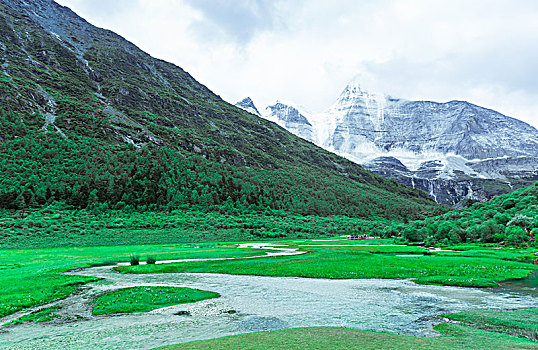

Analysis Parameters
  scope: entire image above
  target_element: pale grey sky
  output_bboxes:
[56,0,538,128]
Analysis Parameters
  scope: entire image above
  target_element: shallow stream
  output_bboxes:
[1,266,536,350]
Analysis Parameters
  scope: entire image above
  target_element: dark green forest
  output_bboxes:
[0,127,441,219]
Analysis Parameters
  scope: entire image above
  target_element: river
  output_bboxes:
[1,263,536,350]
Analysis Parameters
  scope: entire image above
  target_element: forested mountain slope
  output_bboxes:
[0,0,438,219]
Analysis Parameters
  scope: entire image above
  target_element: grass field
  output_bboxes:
[443,308,538,340]
[92,286,219,315]
[156,324,538,350]
[2,241,535,320]
[1,238,536,349]
[120,245,538,288]
[0,243,265,318]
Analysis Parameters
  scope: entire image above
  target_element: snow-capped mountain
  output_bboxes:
[236,80,538,205]
[235,97,261,116]
[236,99,315,142]
[263,101,315,141]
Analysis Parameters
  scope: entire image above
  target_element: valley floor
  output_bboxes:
[119,240,538,288]
[0,237,538,349]
[0,238,536,349]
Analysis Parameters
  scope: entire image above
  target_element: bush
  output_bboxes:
[507,214,533,230]
[130,255,140,266]
[401,226,425,242]
[501,198,517,210]
[424,236,435,247]
[146,256,156,264]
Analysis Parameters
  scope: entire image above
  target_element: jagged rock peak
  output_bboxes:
[263,101,314,141]
[235,97,261,116]
[335,77,388,103]
[341,78,375,95]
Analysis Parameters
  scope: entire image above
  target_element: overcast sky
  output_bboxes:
[55,0,538,128]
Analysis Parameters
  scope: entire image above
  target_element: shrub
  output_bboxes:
[146,256,157,264]
[401,226,425,242]
[130,256,140,266]
[505,226,528,246]
[501,198,517,210]
[507,214,533,229]
[424,236,435,246]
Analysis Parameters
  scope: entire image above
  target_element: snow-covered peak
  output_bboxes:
[262,100,315,141]
[331,78,388,111]
[271,99,312,114]
[245,75,538,205]
[235,97,261,116]
[340,78,369,95]
[264,101,311,124]
[340,75,388,97]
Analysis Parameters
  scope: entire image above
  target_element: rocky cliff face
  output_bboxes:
[362,156,536,205]
[244,80,538,205]
[235,99,315,141]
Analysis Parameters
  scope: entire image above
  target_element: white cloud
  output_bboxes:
[56,0,538,128]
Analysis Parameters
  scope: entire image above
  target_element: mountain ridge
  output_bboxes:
[237,82,538,205]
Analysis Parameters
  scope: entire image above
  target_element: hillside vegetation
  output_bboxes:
[0,0,437,221]
[385,182,538,246]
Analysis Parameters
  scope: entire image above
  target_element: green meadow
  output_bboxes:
[443,308,538,340]
[92,286,219,315]
[0,243,264,318]
[157,324,538,350]
[120,243,538,288]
